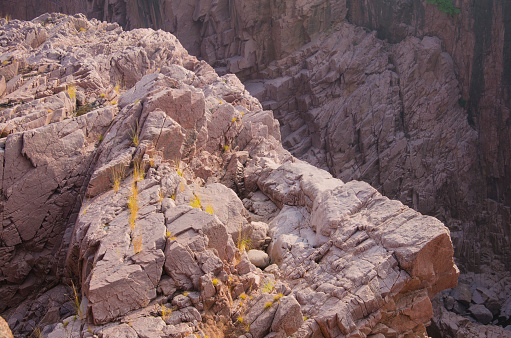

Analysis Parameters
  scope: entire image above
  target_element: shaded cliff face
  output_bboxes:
[346,0,511,272]
[83,0,347,78]
[0,0,85,21]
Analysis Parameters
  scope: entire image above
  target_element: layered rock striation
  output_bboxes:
[38,0,508,280]
[0,14,459,337]
[5,0,509,284]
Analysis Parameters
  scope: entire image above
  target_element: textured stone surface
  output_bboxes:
[0,316,13,338]
[0,14,458,338]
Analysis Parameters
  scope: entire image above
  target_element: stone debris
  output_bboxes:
[0,14,458,338]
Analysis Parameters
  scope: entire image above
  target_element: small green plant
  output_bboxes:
[223,144,230,152]
[183,291,189,297]
[79,27,87,32]
[212,278,219,286]
[303,315,309,321]
[261,280,275,294]
[240,293,247,300]
[62,321,69,328]
[264,301,273,310]
[426,0,460,16]
[237,316,244,323]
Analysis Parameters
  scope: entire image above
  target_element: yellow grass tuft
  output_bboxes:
[205,204,214,214]
[128,182,138,230]
[130,121,140,147]
[111,165,126,193]
[70,281,84,320]
[133,234,142,254]
[67,85,76,100]
[190,193,202,209]
[133,159,145,182]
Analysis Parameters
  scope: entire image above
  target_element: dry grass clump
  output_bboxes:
[128,182,138,230]
[111,164,126,193]
[67,85,76,100]
[133,233,142,254]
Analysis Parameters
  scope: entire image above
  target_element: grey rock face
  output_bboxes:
[469,304,493,325]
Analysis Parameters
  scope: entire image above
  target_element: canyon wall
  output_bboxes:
[0,0,85,21]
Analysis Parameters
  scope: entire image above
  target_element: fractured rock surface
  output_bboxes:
[0,14,458,337]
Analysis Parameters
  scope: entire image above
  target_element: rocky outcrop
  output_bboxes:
[0,14,458,337]
[36,0,507,280]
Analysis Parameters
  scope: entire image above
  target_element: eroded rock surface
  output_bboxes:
[0,14,458,337]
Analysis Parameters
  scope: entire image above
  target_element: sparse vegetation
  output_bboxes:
[161,305,171,321]
[204,204,214,214]
[261,280,275,294]
[133,234,142,253]
[128,182,138,230]
[165,231,177,240]
[130,121,140,147]
[426,0,460,16]
[133,159,145,182]
[111,164,126,193]
[240,293,247,300]
[67,85,76,100]
[212,278,219,286]
[190,193,202,209]
[237,224,251,253]
[70,281,84,320]
[31,327,42,338]
[273,293,283,302]
[264,301,272,309]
